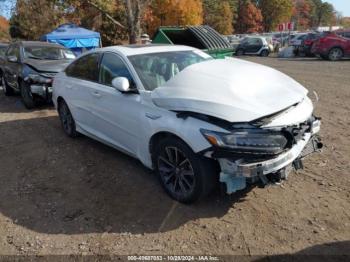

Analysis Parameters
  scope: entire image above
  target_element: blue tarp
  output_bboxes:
[40,24,101,55]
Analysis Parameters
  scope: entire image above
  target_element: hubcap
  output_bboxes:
[158,146,195,197]
[330,49,342,60]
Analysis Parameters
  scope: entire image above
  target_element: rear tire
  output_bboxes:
[20,80,35,109]
[154,136,217,203]
[260,49,269,57]
[1,75,14,96]
[328,47,343,61]
[58,100,78,138]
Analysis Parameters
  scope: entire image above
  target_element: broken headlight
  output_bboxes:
[200,129,288,155]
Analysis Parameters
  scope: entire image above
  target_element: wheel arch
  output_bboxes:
[149,131,189,157]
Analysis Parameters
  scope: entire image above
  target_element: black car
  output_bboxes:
[0,41,75,108]
[235,36,270,57]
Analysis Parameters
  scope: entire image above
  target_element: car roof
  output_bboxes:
[13,41,66,48]
[98,44,197,56]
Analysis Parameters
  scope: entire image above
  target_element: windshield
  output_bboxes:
[128,50,212,91]
[24,46,76,60]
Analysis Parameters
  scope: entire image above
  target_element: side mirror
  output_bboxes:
[111,77,130,92]
[8,56,18,63]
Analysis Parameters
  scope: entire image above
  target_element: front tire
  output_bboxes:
[154,137,217,203]
[1,75,14,96]
[328,47,343,61]
[20,80,35,109]
[58,100,78,137]
[260,49,269,57]
[236,49,244,56]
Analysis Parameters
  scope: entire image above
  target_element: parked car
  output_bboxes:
[302,32,321,56]
[311,30,350,61]
[289,33,307,47]
[53,45,322,203]
[235,36,270,56]
[0,41,75,108]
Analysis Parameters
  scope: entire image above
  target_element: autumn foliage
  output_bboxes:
[0,15,10,41]
[291,0,312,30]
[4,0,341,43]
[235,0,263,34]
[143,0,203,36]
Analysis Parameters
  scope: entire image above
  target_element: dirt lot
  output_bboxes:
[0,57,349,258]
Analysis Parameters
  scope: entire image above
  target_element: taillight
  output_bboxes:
[305,40,312,45]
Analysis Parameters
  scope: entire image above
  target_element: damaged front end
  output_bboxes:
[24,72,56,101]
[201,116,322,194]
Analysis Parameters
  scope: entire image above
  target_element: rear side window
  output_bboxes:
[343,32,350,39]
[65,53,100,82]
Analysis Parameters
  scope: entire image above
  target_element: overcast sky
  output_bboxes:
[1,0,350,19]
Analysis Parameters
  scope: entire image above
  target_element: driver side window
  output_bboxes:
[99,53,135,88]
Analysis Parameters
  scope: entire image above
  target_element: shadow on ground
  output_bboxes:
[0,115,248,235]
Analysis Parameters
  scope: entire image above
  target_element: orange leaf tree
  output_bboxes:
[235,0,263,33]
[143,0,203,36]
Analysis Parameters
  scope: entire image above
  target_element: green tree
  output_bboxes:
[258,0,293,32]
[203,0,234,34]
[309,0,335,27]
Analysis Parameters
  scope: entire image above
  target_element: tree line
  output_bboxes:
[3,0,348,45]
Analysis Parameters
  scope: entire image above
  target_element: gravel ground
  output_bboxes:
[0,57,349,259]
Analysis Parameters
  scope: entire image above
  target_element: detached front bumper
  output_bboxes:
[219,120,322,193]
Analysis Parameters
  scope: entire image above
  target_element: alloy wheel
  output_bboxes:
[59,103,73,134]
[158,146,195,198]
[329,48,343,61]
[1,77,7,93]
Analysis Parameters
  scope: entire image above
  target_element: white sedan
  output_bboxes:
[53,45,322,203]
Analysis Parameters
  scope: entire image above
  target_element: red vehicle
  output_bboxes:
[311,30,350,61]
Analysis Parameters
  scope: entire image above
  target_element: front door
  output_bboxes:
[89,52,142,156]
[64,53,101,132]
[4,44,21,89]
[246,38,263,53]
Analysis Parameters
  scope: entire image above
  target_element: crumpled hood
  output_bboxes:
[24,58,71,73]
[151,58,308,123]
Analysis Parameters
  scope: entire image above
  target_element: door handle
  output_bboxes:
[91,91,101,98]
[66,85,73,89]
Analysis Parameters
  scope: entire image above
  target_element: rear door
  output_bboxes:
[343,32,350,55]
[64,53,101,132]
